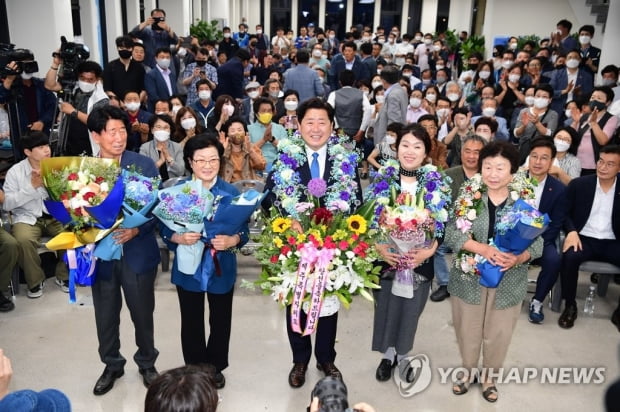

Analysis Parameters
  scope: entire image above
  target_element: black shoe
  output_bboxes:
[612,308,620,333]
[430,285,450,302]
[93,367,124,395]
[139,367,159,388]
[0,292,14,312]
[214,371,225,389]
[288,363,308,388]
[317,362,342,380]
[614,274,620,285]
[591,273,599,284]
[558,303,578,329]
[375,357,396,382]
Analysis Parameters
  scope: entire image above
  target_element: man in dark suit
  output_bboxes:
[144,47,177,113]
[328,41,370,91]
[577,25,601,78]
[262,98,362,388]
[548,49,593,115]
[558,145,620,329]
[213,48,250,101]
[525,138,567,324]
[86,106,161,395]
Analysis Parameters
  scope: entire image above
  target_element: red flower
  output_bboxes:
[287,236,296,245]
[74,207,83,216]
[310,207,333,225]
[82,192,96,203]
[323,236,336,249]
[338,240,349,250]
[60,193,68,201]
[280,245,291,255]
[351,233,359,241]
[270,255,279,264]
[68,173,78,181]
[95,176,105,184]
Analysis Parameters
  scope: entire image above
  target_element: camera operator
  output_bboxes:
[0,61,57,159]
[44,54,108,156]
[129,8,178,69]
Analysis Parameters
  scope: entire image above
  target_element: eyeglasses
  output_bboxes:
[597,159,618,169]
[192,158,220,167]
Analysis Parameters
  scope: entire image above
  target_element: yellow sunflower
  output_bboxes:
[346,215,367,235]
[272,217,292,233]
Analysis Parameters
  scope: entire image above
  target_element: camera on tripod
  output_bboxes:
[52,36,90,83]
[0,43,39,76]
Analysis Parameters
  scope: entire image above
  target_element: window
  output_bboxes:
[325,0,348,39]
[379,0,403,33]
[435,0,450,33]
[406,0,422,34]
[353,0,375,30]
[272,0,292,32]
[298,0,319,30]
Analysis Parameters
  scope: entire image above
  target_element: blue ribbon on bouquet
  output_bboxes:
[64,245,97,303]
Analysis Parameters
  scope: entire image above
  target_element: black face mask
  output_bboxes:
[250,42,257,47]
[589,100,606,111]
[118,49,132,59]
[196,60,207,67]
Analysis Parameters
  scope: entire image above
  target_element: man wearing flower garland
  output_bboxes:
[262,98,363,388]
[86,105,161,395]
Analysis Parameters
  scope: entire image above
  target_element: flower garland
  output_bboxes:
[364,158,452,236]
[270,129,360,220]
[452,170,537,277]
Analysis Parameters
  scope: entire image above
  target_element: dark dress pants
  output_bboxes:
[176,286,234,372]
[92,259,158,371]
[286,306,338,365]
[532,241,562,302]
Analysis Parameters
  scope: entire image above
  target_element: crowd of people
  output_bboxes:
[0,8,620,411]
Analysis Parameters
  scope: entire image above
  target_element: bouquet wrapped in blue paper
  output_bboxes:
[153,179,215,275]
[478,198,550,288]
[94,169,161,261]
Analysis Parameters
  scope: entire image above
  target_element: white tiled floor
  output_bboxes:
[1,255,618,412]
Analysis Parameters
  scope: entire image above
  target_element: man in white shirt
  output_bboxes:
[558,145,620,329]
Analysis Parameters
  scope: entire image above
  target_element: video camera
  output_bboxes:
[0,43,39,76]
[52,36,90,83]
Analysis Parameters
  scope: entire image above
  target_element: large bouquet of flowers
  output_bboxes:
[94,168,161,261]
[453,171,546,287]
[367,159,452,298]
[255,131,381,336]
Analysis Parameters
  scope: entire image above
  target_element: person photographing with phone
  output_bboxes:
[130,8,178,69]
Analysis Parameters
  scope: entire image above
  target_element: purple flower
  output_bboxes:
[340,191,350,201]
[308,178,327,197]
[424,193,433,202]
[281,154,298,169]
[426,180,437,192]
[341,162,354,175]
[373,180,389,194]
[285,186,295,195]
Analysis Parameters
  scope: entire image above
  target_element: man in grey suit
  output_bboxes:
[283,49,324,103]
[372,65,408,146]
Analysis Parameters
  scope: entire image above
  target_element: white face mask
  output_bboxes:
[564,109,573,119]
[447,93,460,102]
[375,95,385,104]
[157,58,171,69]
[78,80,96,93]
[21,73,34,80]
[566,58,580,69]
[177,47,187,57]
[223,32,231,38]
[181,117,196,130]
[172,105,183,114]
[478,70,491,80]
[436,108,450,118]
[435,65,444,71]
[402,72,412,78]
[256,29,263,34]
[502,60,514,70]
[414,36,422,42]
[579,35,591,45]
[601,78,617,87]
[433,45,441,52]
[425,93,437,103]
[554,138,570,153]
[409,97,422,108]
[248,90,259,99]
[424,38,432,45]
[153,130,170,142]
[525,96,535,106]
[371,81,382,90]
[284,100,298,111]
[384,135,396,145]
[312,49,322,58]
[482,107,496,117]
[508,74,520,83]
[533,97,549,109]
[223,104,235,116]
[269,91,279,99]
[124,102,140,112]
[198,90,211,101]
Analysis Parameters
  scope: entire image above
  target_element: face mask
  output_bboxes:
[362,37,371,42]
[478,70,491,80]
[566,59,580,69]
[601,78,617,87]
[508,74,520,83]
[425,93,437,103]
[153,130,170,142]
[155,111,167,115]
[181,117,196,130]
[554,138,570,153]
[21,73,34,80]
[125,102,140,112]
[468,64,478,71]
[198,90,211,100]
[375,95,385,104]
[433,45,441,52]
[524,96,535,106]
[436,108,450,118]
[533,97,549,109]
[579,35,591,45]
[177,47,187,57]
[409,97,422,108]
[329,34,335,40]
[157,58,171,69]
[385,135,396,145]
[435,65,444,71]
[509,43,518,50]
[422,79,431,85]
[312,49,322,58]
[435,76,446,85]
[223,32,231,38]
[502,60,513,69]
[248,90,259,99]
[118,49,132,59]
[447,93,460,102]
[589,100,606,111]
[250,42,257,47]
[196,60,207,67]
[493,60,503,71]
[564,109,573,119]
[372,81,382,90]
[256,29,263,35]
[257,112,273,124]
[172,105,183,114]
[402,72,412,78]
[78,80,96,93]
[269,91,279,99]
[284,100,298,111]
[482,107,496,117]
[378,39,385,45]
[230,133,244,145]
[223,104,235,116]
[414,36,422,42]
[424,38,432,45]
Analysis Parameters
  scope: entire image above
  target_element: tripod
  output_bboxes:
[51,84,76,157]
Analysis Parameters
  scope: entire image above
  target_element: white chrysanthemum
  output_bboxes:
[466,209,477,220]
[281,197,296,212]
[280,168,294,181]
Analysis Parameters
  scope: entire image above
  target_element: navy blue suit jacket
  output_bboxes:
[537,175,567,245]
[328,54,370,91]
[144,68,177,112]
[549,68,593,115]
[214,57,245,100]
[564,174,620,239]
[98,151,160,275]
